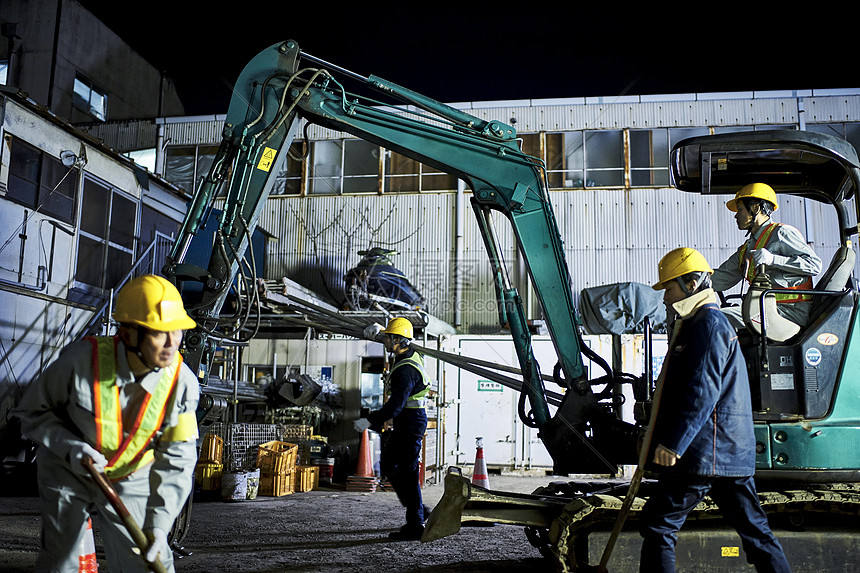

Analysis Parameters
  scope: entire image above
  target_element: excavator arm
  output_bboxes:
[164,40,639,474]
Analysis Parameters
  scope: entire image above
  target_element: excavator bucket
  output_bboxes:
[422,467,567,543]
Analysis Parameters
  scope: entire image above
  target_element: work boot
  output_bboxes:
[388,523,424,541]
[422,505,432,523]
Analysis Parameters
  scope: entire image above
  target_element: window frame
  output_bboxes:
[72,75,107,121]
[4,135,78,224]
[72,174,139,296]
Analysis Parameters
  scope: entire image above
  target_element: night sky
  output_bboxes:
[77,2,851,117]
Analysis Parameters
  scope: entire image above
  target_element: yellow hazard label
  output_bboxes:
[256,147,277,172]
[721,546,740,557]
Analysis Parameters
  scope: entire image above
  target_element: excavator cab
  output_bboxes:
[671,129,860,480]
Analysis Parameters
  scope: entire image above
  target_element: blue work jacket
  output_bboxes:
[367,348,428,437]
[652,293,756,477]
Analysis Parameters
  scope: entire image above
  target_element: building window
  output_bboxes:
[74,177,137,294]
[309,139,380,194]
[384,150,457,193]
[545,132,584,188]
[72,76,107,121]
[5,136,77,224]
[584,130,624,187]
[164,145,219,193]
[272,142,305,195]
[309,140,344,194]
[630,129,669,186]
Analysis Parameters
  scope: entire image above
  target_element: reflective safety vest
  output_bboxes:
[87,336,181,480]
[738,222,813,304]
[387,352,430,409]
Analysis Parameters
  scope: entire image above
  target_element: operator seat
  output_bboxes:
[811,244,856,306]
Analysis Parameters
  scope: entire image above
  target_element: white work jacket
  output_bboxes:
[14,337,200,533]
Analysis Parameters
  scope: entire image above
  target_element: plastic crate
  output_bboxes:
[259,470,295,497]
[296,466,319,492]
[282,424,313,442]
[195,461,223,491]
[199,434,223,463]
[256,441,298,474]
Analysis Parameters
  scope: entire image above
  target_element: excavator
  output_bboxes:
[162,40,860,571]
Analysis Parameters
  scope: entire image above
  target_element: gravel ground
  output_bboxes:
[2,471,854,573]
[0,471,557,573]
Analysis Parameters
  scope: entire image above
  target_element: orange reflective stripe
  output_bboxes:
[89,336,182,481]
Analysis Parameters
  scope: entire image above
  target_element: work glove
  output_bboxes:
[353,418,371,433]
[652,444,681,467]
[363,323,384,341]
[144,527,169,564]
[750,248,775,267]
[69,442,108,476]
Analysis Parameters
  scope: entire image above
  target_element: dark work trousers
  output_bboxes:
[381,428,425,527]
[639,474,791,573]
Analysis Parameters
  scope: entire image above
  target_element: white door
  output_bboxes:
[455,338,519,466]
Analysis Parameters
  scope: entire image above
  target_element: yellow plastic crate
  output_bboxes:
[256,441,298,474]
[296,466,319,492]
[195,461,223,491]
[259,470,295,497]
[199,434,224,463]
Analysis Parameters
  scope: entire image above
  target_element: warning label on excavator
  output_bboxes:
[257,147,277,172]
[721,547,740,557]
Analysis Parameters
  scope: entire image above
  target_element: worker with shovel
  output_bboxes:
[14,275,200,572]
[639,248,791,572]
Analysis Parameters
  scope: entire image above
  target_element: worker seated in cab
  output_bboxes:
[711,183,821,340]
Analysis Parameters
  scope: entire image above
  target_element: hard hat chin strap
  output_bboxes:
[123,326,161,373]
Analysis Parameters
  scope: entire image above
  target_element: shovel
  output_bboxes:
[593,320,681,572]
[82,457,168,573]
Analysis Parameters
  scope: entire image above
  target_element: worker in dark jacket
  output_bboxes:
[355,317,430,540]
[640,247,791,573]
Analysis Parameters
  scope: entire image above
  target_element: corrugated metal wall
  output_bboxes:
[257,187,849,333]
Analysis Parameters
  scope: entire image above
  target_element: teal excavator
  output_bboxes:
[164,41,860,571]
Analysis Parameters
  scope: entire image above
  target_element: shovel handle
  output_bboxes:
[82,457,169,573]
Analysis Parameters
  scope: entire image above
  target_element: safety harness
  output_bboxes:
[388,352,430,409]
[87,336,181,480]
[738,222,813,303]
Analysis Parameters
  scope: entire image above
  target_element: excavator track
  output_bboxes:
[537,482,860,572]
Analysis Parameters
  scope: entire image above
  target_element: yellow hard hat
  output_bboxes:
[653,247,714,290]
[383,317,414,339]
[726,182,779,212]
[113,275,197,331]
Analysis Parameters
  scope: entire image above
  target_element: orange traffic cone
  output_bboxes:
[346,429,378,492]
[78,517,98,572]
[472,437,490,489]
[355,429,373,478]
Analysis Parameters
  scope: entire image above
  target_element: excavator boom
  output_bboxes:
[164,40,636,473]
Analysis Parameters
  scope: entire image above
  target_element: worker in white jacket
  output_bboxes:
[14,275,200,573]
